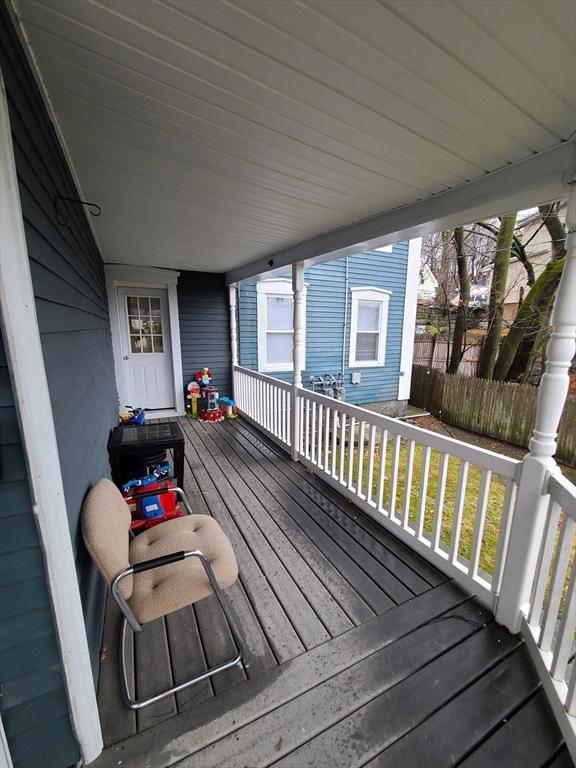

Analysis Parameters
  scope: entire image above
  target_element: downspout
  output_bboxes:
[342,256,349,377]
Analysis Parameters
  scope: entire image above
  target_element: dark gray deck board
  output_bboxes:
[186,417,353,638]
[134,617,177,732]
[229,419,439,596]
[234,419,446,587]
[95,581,472,768]
[205,416,376,625]
[459,689,565,768]
[94,417,570,768]
[97,598,136,747]
[176,418,333,650]
[165,605,214,710]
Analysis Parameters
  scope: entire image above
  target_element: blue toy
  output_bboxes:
[121,406,146,425]
[218,396,238,420]
[121,463,172,493]
[139,494,164,519]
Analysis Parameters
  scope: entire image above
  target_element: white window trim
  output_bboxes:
[256,278,307,373]
[349,287,391,368]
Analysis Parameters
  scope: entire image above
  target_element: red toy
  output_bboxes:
[200,386,224,422]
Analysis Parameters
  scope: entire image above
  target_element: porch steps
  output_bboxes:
[92,580,568,768]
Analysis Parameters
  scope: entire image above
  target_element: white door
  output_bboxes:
[118,287,175,410]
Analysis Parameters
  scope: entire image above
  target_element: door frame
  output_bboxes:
[105,265,185,415]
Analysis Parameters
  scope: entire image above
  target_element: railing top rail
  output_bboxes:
[547,471,576,519]
[233,365,292,390]
[298,386,520,479]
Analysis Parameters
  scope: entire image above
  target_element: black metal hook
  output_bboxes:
[54,195,102,228]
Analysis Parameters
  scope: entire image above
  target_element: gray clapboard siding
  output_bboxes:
[238,244,409,406]
[0,332,80,768]
[1,7,120,766]
[178,271,233,399]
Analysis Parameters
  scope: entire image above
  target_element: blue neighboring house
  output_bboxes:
[238,240,421,416]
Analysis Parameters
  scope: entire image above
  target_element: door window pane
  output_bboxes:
[126,295,163,355]
[138,297,150,315]
[266,333,292,364]
[356,332,379,361]
[357,301,380,331]
[267,296,293,331]
[127,296,139,315]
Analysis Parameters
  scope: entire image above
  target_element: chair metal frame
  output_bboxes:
[110,486,243,710]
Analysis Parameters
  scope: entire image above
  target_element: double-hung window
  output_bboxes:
[349,287,391,367]
[256,279,306,372]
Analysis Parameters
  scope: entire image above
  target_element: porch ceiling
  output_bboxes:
[12,0,576,277]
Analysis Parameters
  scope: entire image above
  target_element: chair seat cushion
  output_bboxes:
[128,515,238,624]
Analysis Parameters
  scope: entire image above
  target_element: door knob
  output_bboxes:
[123,355,129,360]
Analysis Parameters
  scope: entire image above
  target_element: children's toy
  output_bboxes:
[194,367,212,389]
[119,406,146,425]
[200,386,224,422]
[186,380,201,419]
[218,396,238,419]
[120,462,172,492]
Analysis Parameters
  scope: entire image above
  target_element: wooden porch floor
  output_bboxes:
[94,416,571,768]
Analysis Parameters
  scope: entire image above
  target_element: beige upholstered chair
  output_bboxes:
[82,478,242,710]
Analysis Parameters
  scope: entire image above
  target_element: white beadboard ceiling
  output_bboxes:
[12,0,576,277]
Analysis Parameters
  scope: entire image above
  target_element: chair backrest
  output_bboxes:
[82,478,133,599]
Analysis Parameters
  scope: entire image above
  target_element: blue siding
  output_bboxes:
[238,244,409,406]
[1,8,119,766]
[0,333,80,768]
[178,272,232,398]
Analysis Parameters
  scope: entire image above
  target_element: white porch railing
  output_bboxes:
[234,366,292,448]
[522,471,576,747]
[233,364,520,606]
[232,364,576,750]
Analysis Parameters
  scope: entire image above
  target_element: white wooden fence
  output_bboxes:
[233,363,576,748]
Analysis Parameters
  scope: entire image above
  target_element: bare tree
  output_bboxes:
[477,214,517,379]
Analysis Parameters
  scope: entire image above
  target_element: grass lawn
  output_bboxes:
[346,436,507,578]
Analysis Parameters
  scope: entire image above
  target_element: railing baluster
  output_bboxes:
[389,434,402,520]
[305,398,310,459]
[317,404,324,469]
[377,428,388,513]
[449,459,469,564]
[469,468,492,578]
[310,401,317,464]
[367,425,377,506]
[338,412,347,484]
[540,515,576,653]
[492,478,518,598]
[432,452,449,551]
[416,445,431,539]
[528,498,562,626]
[357,421,366,498]
[401,439,416,529]
[331,408,338,478]
[298,393,304,451]
[550,558,576,681]
[347,416,356,491]
[323,405,331,471]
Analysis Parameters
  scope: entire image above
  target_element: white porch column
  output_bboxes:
[229,284,238,397]
[496,186,576,632]
[291,262,305,460]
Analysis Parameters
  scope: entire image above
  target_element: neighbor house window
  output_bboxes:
[256,279,306,372]
[349,287,391,368]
